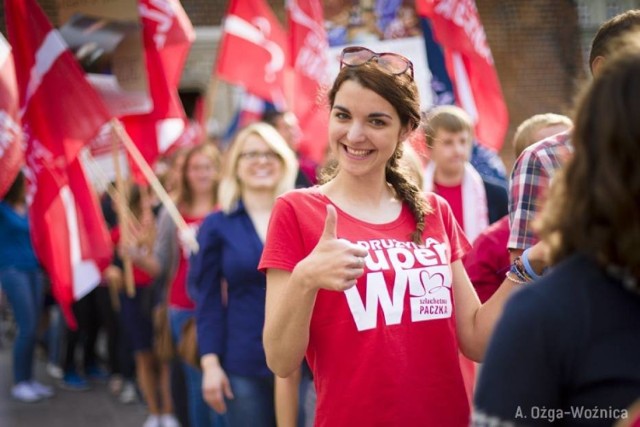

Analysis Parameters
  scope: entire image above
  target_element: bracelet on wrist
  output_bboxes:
[521,248,543,280]
[508,258,533,284]
[505,270,528,285]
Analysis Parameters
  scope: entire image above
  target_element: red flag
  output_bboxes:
[287,0,330,163]
[0,33,23,199]
[417,0,508,151]
[121,0,195,178]
[216,0,288,107]
[5,0,114,329]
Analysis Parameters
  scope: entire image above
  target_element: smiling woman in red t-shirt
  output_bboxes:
[259,46,548,427]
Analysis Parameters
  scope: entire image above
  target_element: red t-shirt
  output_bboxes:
[110,226,154,287]
[259,188,472,427]
[169,214,205,310]
[433,182,464,231]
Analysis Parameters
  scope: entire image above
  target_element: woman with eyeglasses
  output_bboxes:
[189,123,298,426]
[259,46,547,426]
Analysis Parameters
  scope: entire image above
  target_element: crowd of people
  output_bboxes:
[1,8,640,427]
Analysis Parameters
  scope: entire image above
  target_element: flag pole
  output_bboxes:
[111,128,136,298]
[111,119,199,254]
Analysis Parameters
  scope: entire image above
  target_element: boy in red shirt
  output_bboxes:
[422,106,507,243]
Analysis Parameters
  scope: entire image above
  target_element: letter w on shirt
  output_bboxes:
[344,270,408,331]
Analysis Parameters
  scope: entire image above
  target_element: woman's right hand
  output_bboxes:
[201,355,234,414]
[294,205,369,292]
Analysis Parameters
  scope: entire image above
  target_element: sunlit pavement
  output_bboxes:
[0,343,148,427]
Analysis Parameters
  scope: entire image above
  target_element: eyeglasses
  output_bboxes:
[238,151,281,162]
[340,46,414,79]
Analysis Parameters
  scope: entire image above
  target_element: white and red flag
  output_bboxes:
[5,0,114,328]
[121,0,195,180]
[216,0,288,108]
[0,33,23,199]
[417,0,508,151]
[286,0,330,163]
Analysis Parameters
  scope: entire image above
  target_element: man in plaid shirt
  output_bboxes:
[507,9,640,261]
[507,131,572,259]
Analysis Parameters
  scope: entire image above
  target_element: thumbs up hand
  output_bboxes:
[294,205,369,292]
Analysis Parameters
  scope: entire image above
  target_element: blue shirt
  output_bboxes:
[189,201,271,377]
[0,202,39,270]
[474,254,640,425]
[471,141,508,190]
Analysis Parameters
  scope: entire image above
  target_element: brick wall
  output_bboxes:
[179,0,287,26]
[477,0,584,168]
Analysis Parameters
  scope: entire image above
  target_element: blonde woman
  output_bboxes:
[189,123,297,426]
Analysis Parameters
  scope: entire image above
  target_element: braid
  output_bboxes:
[386,146,432,244]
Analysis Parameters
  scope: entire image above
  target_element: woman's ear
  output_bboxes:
[398,125,413,143]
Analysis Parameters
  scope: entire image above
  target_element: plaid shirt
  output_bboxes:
[508,131,573,250]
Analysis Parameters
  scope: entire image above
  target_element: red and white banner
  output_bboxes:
[216,0,288,108]
[286,0,330,163]
[5,0,114,328]
[417,0,508,151]
[0,34,23,199]
[121,0,195,180]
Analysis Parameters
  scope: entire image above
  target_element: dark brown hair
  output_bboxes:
[323,63,430,244]
[589,9,640,70]
[538,41,640,279]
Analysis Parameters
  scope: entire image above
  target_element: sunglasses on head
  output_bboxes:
[340,46,414,79]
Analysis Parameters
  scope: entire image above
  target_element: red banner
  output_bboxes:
[5,0,114,329]
[287,0,330,163]
[0,34,23,199]
[216,0,288,107]
[122,0,195,179]
[417,0,508,151]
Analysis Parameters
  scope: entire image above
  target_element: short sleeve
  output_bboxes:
[508,150,547,250]
[153,207,177,276]
[430,193,472,263]
[258,196,307,273]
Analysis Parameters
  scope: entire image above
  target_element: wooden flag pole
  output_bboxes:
[112,127,136,298]
[111,119,199,254]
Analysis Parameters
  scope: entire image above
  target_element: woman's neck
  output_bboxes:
[242,189,276,243]
[242,189,275,214]
[434,167,465,187]
[183,194,214,217]
[328,171,394,206]
[321,172,401,223]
